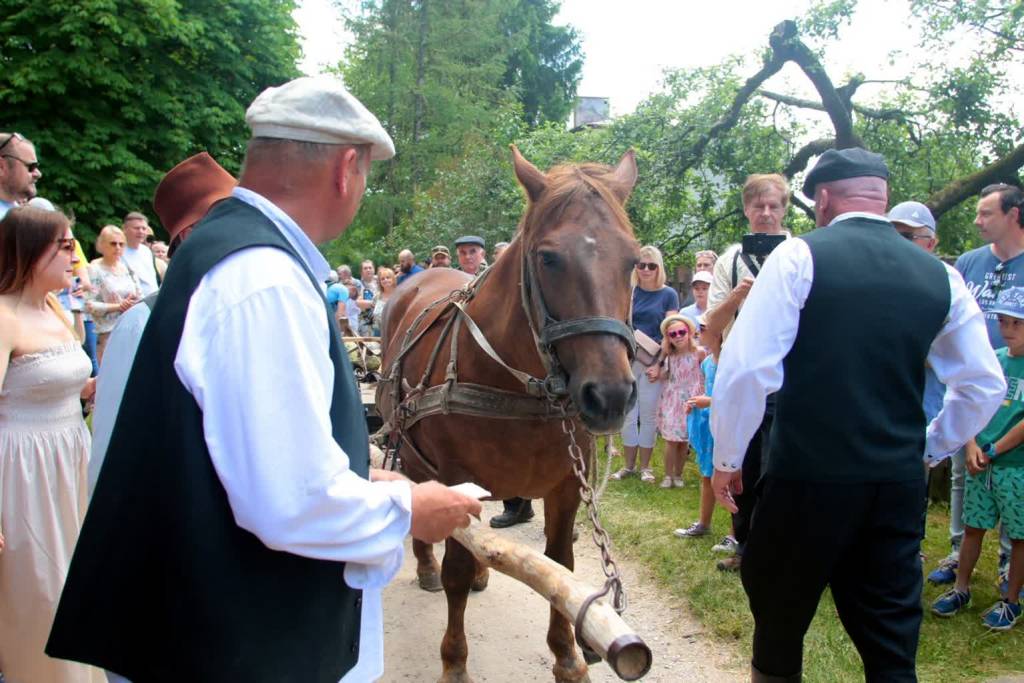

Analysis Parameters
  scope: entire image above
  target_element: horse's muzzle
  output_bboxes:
[576,378,637,433]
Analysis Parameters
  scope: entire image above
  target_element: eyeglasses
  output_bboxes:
[636,262,658,271]
[55,237,75,252]
[0,132,24,154]
[667,328,689,339]
[898,231,932,242]
[107,240,125,247]
[3,154,39,173]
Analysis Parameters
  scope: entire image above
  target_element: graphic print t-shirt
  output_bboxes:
[955,246,1024,348]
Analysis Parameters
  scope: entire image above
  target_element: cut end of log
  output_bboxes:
[607,634,652,681]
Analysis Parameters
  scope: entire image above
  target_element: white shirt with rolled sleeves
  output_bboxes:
[174,187,411,683]
[710,212,1006,474]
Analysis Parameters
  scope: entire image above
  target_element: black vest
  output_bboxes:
[48,198,370,682]
[767,216,949,483]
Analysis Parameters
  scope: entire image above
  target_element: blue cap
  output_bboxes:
[991,286,1024,320]
[888,201,936,232]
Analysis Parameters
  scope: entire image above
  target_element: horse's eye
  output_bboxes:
[539,251,561,269]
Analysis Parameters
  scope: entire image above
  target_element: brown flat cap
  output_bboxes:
[153,152,236,242]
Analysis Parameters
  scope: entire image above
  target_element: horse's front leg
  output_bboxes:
[438,536,477,683]
[544,474,590,683]
[413,538,443,592]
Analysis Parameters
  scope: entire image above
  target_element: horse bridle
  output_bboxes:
[519,241,637,400]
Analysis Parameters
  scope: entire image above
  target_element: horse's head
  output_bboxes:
[511,146,640,434]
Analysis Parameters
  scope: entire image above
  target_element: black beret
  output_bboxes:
[454,235,486,248]
[802,147,889,197]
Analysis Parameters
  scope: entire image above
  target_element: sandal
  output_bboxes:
[640,468,656,483]
[610,467,637,480]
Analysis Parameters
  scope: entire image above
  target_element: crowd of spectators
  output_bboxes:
[0,108,1022,683]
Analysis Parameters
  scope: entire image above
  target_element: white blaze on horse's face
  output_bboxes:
[512,146,641,432]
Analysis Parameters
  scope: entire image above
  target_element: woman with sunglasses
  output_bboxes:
[86,225,141,365]
[612,245,680,483]
[0,207,101,683]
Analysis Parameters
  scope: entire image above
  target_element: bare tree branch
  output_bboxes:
[790,193,816,222]
[767,20,862,148]
[927,142,1024,218]
[759,89,920,122]
[659,208,744,260]
[674,44,790,172]
[783,138,835,179]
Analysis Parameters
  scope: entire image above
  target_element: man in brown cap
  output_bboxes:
[430,244,452,268]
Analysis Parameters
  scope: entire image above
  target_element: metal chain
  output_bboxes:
[562,416,627,614]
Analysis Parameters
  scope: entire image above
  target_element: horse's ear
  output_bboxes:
[608,149,638,204]
[511,144,546,204]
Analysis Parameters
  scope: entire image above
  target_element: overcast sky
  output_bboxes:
[292,0,974,118]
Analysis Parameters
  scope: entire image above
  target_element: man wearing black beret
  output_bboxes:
[710,147,1006,681]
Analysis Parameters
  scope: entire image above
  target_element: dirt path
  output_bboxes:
[382,501,743,682]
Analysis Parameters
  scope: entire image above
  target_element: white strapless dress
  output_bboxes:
[0,342,102,683]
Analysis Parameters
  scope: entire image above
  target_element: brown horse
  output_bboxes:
[378,147,639,683]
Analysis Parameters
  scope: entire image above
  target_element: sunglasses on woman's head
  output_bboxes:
[636,262,658,271]
[667,328,689,339]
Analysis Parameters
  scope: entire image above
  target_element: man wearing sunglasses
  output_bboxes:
[0,132,42,218]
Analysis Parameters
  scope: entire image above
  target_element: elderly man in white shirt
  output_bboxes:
[709,148,1005,682]
[48,77,482,683]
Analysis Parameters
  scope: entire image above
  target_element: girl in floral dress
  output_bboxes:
[654,314,705,488]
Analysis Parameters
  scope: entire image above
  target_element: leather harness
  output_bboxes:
[377,243,636,479]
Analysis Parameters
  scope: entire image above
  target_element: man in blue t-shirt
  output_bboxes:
[397,249,424,284]
[936,183,1024,589]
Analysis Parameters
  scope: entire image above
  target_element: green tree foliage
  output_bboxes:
[0,0,300,248]
[327,0,581,268]
[498,0,583,126]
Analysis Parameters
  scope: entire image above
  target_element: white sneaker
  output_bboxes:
[659,476,673,489]
[712,536,738,553]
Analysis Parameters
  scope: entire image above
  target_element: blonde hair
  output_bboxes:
[96,225,125,258]
[631,244,667,289]
[694,249,718,264]
[660,314,698,356]
[742,174,790,208]
[377,267,396,292]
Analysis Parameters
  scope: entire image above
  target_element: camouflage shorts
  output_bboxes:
[964,466,1024,540]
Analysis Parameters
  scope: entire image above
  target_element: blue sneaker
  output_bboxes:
[932,588,971,617]
[982,600,1022,631]
[996,569,1024,600]
[927,557,958,585]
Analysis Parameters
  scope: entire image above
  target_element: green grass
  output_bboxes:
[593,443,1024,682]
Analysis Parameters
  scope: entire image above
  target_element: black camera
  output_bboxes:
[741,233,786,259]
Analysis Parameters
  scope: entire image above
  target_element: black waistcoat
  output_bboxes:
[767,216,950,483]
[48,198,370,682]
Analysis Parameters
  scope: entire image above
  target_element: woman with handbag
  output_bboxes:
[611,245,679,483]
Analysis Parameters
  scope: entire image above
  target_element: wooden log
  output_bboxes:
[451,522,652,681]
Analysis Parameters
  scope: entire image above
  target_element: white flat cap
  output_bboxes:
[246,76,395,161]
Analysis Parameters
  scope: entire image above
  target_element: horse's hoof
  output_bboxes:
[553,661,590,683]
[437,671,475,683]
[418,571,443,592]
[470,570,489,592]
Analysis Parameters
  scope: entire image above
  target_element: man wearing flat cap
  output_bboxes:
[710,147,1005,681]
[48,76,481,683]
[455,234,487,275]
